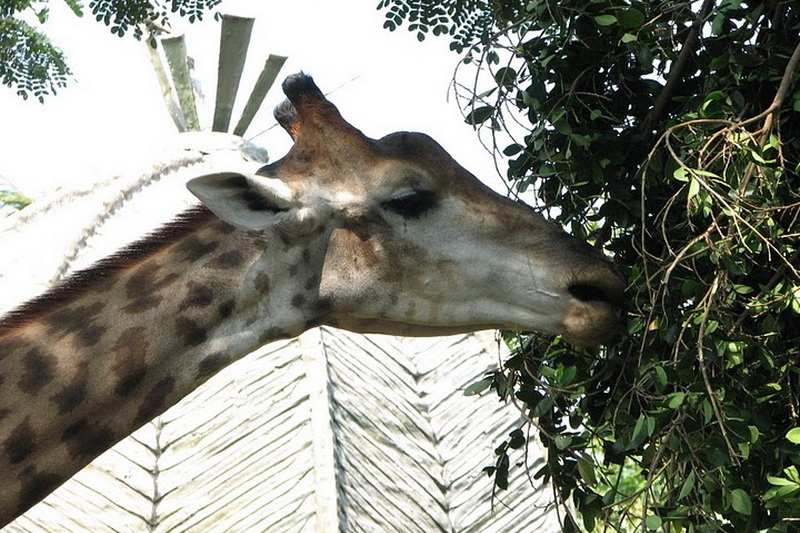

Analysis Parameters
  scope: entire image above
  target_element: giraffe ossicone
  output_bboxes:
[0,72,625,526]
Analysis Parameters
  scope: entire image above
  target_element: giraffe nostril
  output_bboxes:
[568,278,626,310]
[569,284,610,303]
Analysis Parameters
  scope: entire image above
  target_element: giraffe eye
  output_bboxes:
[381,189,438,219]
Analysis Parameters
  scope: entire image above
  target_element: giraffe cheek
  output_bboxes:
[320,230,383,300]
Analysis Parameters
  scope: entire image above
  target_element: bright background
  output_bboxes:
[0,0,505,199]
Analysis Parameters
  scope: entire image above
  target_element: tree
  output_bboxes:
[0,0,223,102]
[380,1,800,531]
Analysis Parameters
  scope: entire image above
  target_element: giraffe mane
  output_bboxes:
[0,206,217,331]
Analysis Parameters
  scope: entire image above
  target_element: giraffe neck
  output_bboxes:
[0,207,325,523]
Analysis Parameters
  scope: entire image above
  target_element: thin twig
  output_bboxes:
[729,248,800,332]
[696,275,740,464]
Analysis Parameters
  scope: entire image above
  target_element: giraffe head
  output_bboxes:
[188,73,625,346]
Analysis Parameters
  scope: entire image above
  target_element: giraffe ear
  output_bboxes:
[186,172,307,231]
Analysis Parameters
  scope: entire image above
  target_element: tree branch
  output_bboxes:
[642,0,717,139]
[738,39,800,190]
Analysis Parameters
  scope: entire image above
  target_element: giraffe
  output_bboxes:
[0,73,625,526]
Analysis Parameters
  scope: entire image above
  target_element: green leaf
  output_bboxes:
[582,508,596,532]
[465,106,494,125]
[751,150,769,164]
[558,365,577,385]
[594,14,617,27]
[733,284,754,294]
[693,168,721,178]
[621,32,638,43]
[630,414,653,448]
[766,475,795,486]
[687,177,701,201]
[508,428,526,449]
[738,441,750,459]
[790,286,800,315]
[668,392,685,409]
[563,514,578,533]
[678,470,695,500]
[617,8,645,29]
[555,435,573,449]
[701,399,714,424]
[730,488,752,515]
[654,365,668,387]
[494,66,517,88]
[464,377,492,396]
[786,427,800,444]
[64,0,85,17]
[645,514,662,530]
[36,6,50,23]
[764,484,800,503]
[577,456,597,486]
[711,12,726,35]
[710,53,730,70]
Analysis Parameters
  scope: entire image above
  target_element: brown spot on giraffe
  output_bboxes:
[50,362,88,414]
[218,299,236,319]
[179,282,215,311]
[175,317,208,347]
[123,263,180,314]
[134,377,176,426]
[4,417,36,464]
[176,235,220,262]
[111,327,149,398]
[305,275,319,291]
[304,317,323,330]
[78,325,107,348]
[44,302,106,347]
[259,327,291,344]
[197,353,230,379]
[16,466,62,516]
[207,250,244,269]
[60,419,116,460]
[44,302,104,333]
[254,272,271,293]
[19,348,55,395]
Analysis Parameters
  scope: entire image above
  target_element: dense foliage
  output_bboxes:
[382,1,800,532]
[0,0,223,101]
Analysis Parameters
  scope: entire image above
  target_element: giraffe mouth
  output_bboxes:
[561,280,626,347]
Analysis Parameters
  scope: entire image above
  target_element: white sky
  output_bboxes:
[0,0,506,199]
